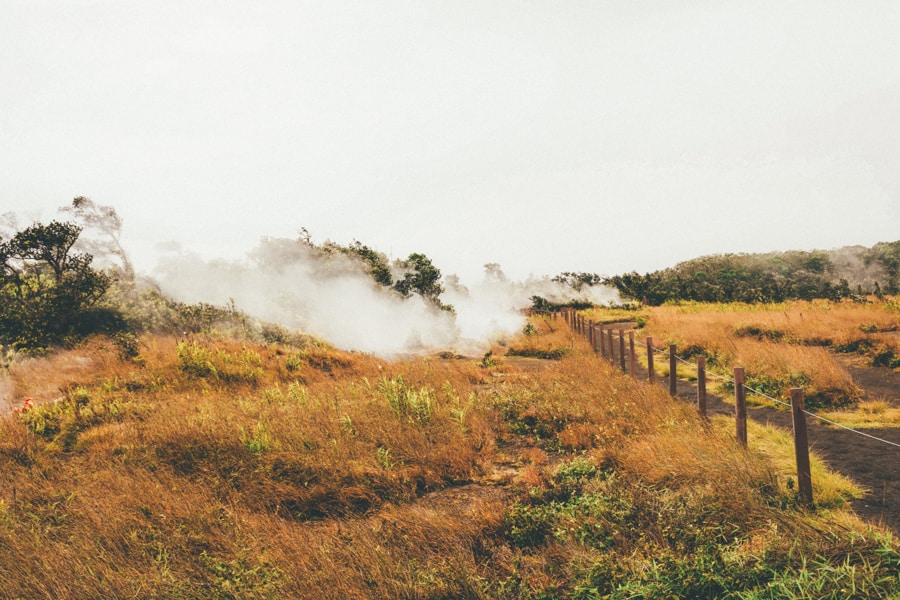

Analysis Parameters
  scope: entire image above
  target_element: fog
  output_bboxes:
[4,2,899,284]
[153,236,619,356]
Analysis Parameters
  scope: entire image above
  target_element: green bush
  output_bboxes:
[503,501,555,547]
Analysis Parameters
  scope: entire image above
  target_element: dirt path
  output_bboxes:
[591,323,900,532]
[657,359,900,534]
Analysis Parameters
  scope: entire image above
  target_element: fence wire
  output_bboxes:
[564,314,900,451]
[647,338,900,451]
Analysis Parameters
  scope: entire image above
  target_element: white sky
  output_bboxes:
[2,0,899,284]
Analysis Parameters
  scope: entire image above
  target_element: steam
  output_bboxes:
[828,246,889,292]
[153,237,620,356]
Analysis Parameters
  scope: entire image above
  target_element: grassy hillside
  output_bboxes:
[604,240,900,305]
[2,318,898,598]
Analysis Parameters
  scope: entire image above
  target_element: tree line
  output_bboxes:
[601,244,900,305]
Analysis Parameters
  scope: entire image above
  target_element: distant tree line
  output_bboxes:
[4,196,896,350]
[603,243,900,305]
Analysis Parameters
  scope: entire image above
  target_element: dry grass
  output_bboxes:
[720,416,867,509]
[504,314,574,359]
[1,321,897,598]
[627,299,900,408]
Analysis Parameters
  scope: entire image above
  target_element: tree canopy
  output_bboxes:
[0,220,112,348]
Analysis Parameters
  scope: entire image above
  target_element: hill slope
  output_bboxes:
[1,322,899,598]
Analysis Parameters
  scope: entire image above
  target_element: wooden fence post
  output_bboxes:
[628,331,636,378]
[588,320,595,350]
[646,337,654,383]
[734,367,747,447]
[791,388,813,507]
[598,325,606,358]
[618,329,626,372]
[608,329,615,364]
[669,344,677,396]
[697,355,707,419]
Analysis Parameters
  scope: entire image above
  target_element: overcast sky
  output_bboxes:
[2,0,899,284]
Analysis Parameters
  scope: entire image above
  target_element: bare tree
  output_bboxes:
[60,196,134,280]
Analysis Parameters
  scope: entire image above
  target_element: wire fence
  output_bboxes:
[557,307,900,506]
[662,348,900,448]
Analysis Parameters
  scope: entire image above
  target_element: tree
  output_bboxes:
[0,220,112,348]
[60,196,134,281]
[483,263,507,281]
[865,241,900,294]
[553,271,603,291]
[276,229,453,311]
[333,240,393,287]
[393,253,451,311]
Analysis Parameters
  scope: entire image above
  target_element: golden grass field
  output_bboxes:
[1,313,899,598]
[583,298,900,415]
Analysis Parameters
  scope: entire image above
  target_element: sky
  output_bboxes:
[2,0,899,285]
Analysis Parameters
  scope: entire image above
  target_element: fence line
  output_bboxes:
[639,336,900,449]
[554,307,900,507]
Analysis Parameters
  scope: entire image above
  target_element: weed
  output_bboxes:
[2,326,898,598]
[375,446,395,470]
[240,421,273,455]
[503,500,556,547]
[377,375,434,424]
[200,550,283,597]
[507,346,569,360]
[176,341,217,379]
[285,352,304,372]
[872,346,900,368]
